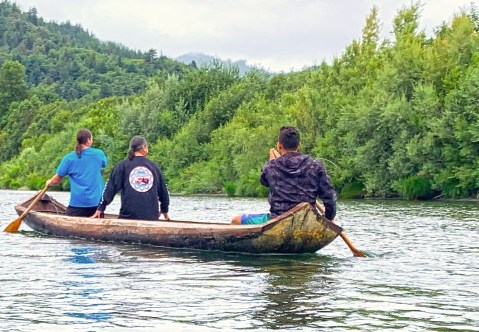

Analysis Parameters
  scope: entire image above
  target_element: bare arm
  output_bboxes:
[46,174,63,187]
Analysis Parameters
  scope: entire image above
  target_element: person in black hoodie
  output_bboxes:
[231,126,336,225]
[92,135,170,221]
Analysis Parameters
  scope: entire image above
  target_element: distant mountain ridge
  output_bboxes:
[175,52,258,76]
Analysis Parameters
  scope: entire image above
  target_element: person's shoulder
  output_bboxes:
[145,158,161,168]
[300,154,322,167]
[141,158,162,173]
[301,153,317,161]
[309,156,329,172]
[62,150,77,161]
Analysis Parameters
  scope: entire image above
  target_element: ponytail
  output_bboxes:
[75,144,82,158]
[128,150,135,161]
[75,129,92,158]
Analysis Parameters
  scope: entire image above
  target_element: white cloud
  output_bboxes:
[12,0,475,72]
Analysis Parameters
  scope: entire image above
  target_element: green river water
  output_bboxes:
[1,190,478,331]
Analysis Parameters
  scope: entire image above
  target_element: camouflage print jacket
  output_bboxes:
[260,152,337,220]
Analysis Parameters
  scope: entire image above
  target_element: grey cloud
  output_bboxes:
[12,0,475,71]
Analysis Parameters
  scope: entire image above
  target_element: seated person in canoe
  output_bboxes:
[92,135,170,221]
[231,126,336,225]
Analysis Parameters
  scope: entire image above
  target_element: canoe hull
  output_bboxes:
[15,194,341,254]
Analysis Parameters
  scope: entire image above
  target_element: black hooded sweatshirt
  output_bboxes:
[97,156,169,220]
[260,151,336,220]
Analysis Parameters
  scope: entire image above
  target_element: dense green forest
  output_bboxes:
[0,1,478,200]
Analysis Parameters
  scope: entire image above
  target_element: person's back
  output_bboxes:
[231,126,336,225]
[110,155,168,220]
[46,129,108,217]
[260,151,336,219]
[60,147,107,207]
[93,135,170,221]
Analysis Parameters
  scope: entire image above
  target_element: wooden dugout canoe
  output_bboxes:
[14,193,342,254]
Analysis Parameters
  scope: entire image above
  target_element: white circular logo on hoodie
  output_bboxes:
[129,166,154,192]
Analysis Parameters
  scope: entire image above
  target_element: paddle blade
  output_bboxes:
[4,216,23,233]
[352,247,367,258]
[4,186,49,233]
[340,232,367,258]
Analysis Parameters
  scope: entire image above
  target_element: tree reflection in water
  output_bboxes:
[118,245,342,330]
[234,254,340,330]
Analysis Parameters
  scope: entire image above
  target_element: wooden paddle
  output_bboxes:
[314,201,366,257]
[4,186,49,233]
[271,149,366,257]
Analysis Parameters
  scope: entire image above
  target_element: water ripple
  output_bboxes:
[1,190,478,331]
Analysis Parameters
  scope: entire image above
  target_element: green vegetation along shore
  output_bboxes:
[1,1,478,200]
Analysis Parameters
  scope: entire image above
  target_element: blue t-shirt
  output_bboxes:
[56,147,108,207]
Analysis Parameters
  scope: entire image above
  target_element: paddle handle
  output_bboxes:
[4,186,49,233]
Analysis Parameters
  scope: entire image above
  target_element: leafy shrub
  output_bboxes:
[435,176,467,199]
[223,181,236,196]
[170,161,223,194]
[393,176,433,200]
[339,181,365,199]
[26,173,46,190]
[0,164,23,189]
[236,169,268,197]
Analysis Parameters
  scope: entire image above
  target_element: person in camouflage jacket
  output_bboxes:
[231,126,336,225]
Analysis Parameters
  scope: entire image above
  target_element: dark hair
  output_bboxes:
[278,126,300,150]
[128,135,147,160]
[75,129,92,158]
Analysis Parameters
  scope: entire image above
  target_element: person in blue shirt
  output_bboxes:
[46,129,108,217]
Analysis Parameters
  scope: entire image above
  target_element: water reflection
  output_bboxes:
[2,190,479,331]
[249,256,340,330]
[70,246,97,265]
[64,245,112,324]
[118,246,343,330]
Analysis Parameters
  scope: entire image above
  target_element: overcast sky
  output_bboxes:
[12,0,474,72]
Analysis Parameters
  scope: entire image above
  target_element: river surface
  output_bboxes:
[0,190,478,331]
